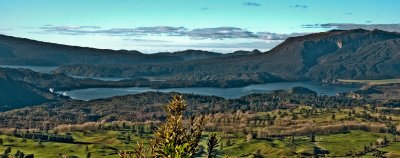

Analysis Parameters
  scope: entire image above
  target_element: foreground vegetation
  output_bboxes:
[1,93,400,157]
[1,129,399,157]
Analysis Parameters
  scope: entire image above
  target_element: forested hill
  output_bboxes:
[254,29,400,80]
[55,29,400,83]
[0,34,185,65]
[0,34,263,66]
[0,87,378,128]
[154,49,262,61]
[0,72,57,110]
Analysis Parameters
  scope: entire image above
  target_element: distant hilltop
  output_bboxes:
[0,34,261,66]
[2,29,400,85]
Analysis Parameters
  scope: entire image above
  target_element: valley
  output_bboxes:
[1,29,400,157]
[2,1,400,157]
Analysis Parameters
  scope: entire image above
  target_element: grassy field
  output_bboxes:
[0,130,155,158]
[338,79,400,85]
[1,106,400,157]
[1,130,398,158]
[380,142,400,157]
[316,130,393,156]
[0,132,129,158]
[220,136,316,157]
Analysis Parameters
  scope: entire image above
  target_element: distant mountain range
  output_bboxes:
[1,29,400,86]
[155,49,262,61]
[53,29,400,83]
[0,34,261,66]
[1,29,400,109]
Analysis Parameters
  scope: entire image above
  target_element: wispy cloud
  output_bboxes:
[290,4,308,9]
[302,23,400,32]
[36,25,303,41]
[186,27,258,39]
[301,24,324,28]
[200,7,209,10]
[40,25,104,35]
[243,2,261,7]
[39,25,188,36]
[257,32,305,40]
[123,38,172,43]
[0,28,14,31]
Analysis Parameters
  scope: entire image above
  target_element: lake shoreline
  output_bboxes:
[57,81,361,101]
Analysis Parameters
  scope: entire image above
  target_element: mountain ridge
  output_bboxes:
[54,29,400,83]
[2,29,400,86]
[0,34,265,66]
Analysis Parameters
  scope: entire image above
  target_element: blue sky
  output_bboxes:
[0,0,399,53]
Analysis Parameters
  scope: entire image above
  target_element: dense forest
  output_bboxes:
[0,87,385,129]
[1,91,400,157]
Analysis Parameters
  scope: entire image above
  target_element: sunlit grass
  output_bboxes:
[316,130,393,156]
[338,79,400,85]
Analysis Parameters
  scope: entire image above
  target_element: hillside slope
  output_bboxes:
[250,29,400,80]
[155,50,223,61]
[0,35,263,66]
[307,38,400,80]
[55,29,400,82]
[0,73,57,110]
[0,34,182,65]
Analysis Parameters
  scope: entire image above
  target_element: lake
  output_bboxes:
[0,65,361,100]
[57,82,360,101]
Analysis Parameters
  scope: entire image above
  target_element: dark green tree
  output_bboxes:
[206,133,219,158]
[310,132,316,142]
[86,152,91,158]
[225,138,232,147]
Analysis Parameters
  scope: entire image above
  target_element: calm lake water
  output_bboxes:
[57,82,360,101]
[0,65,360,100]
